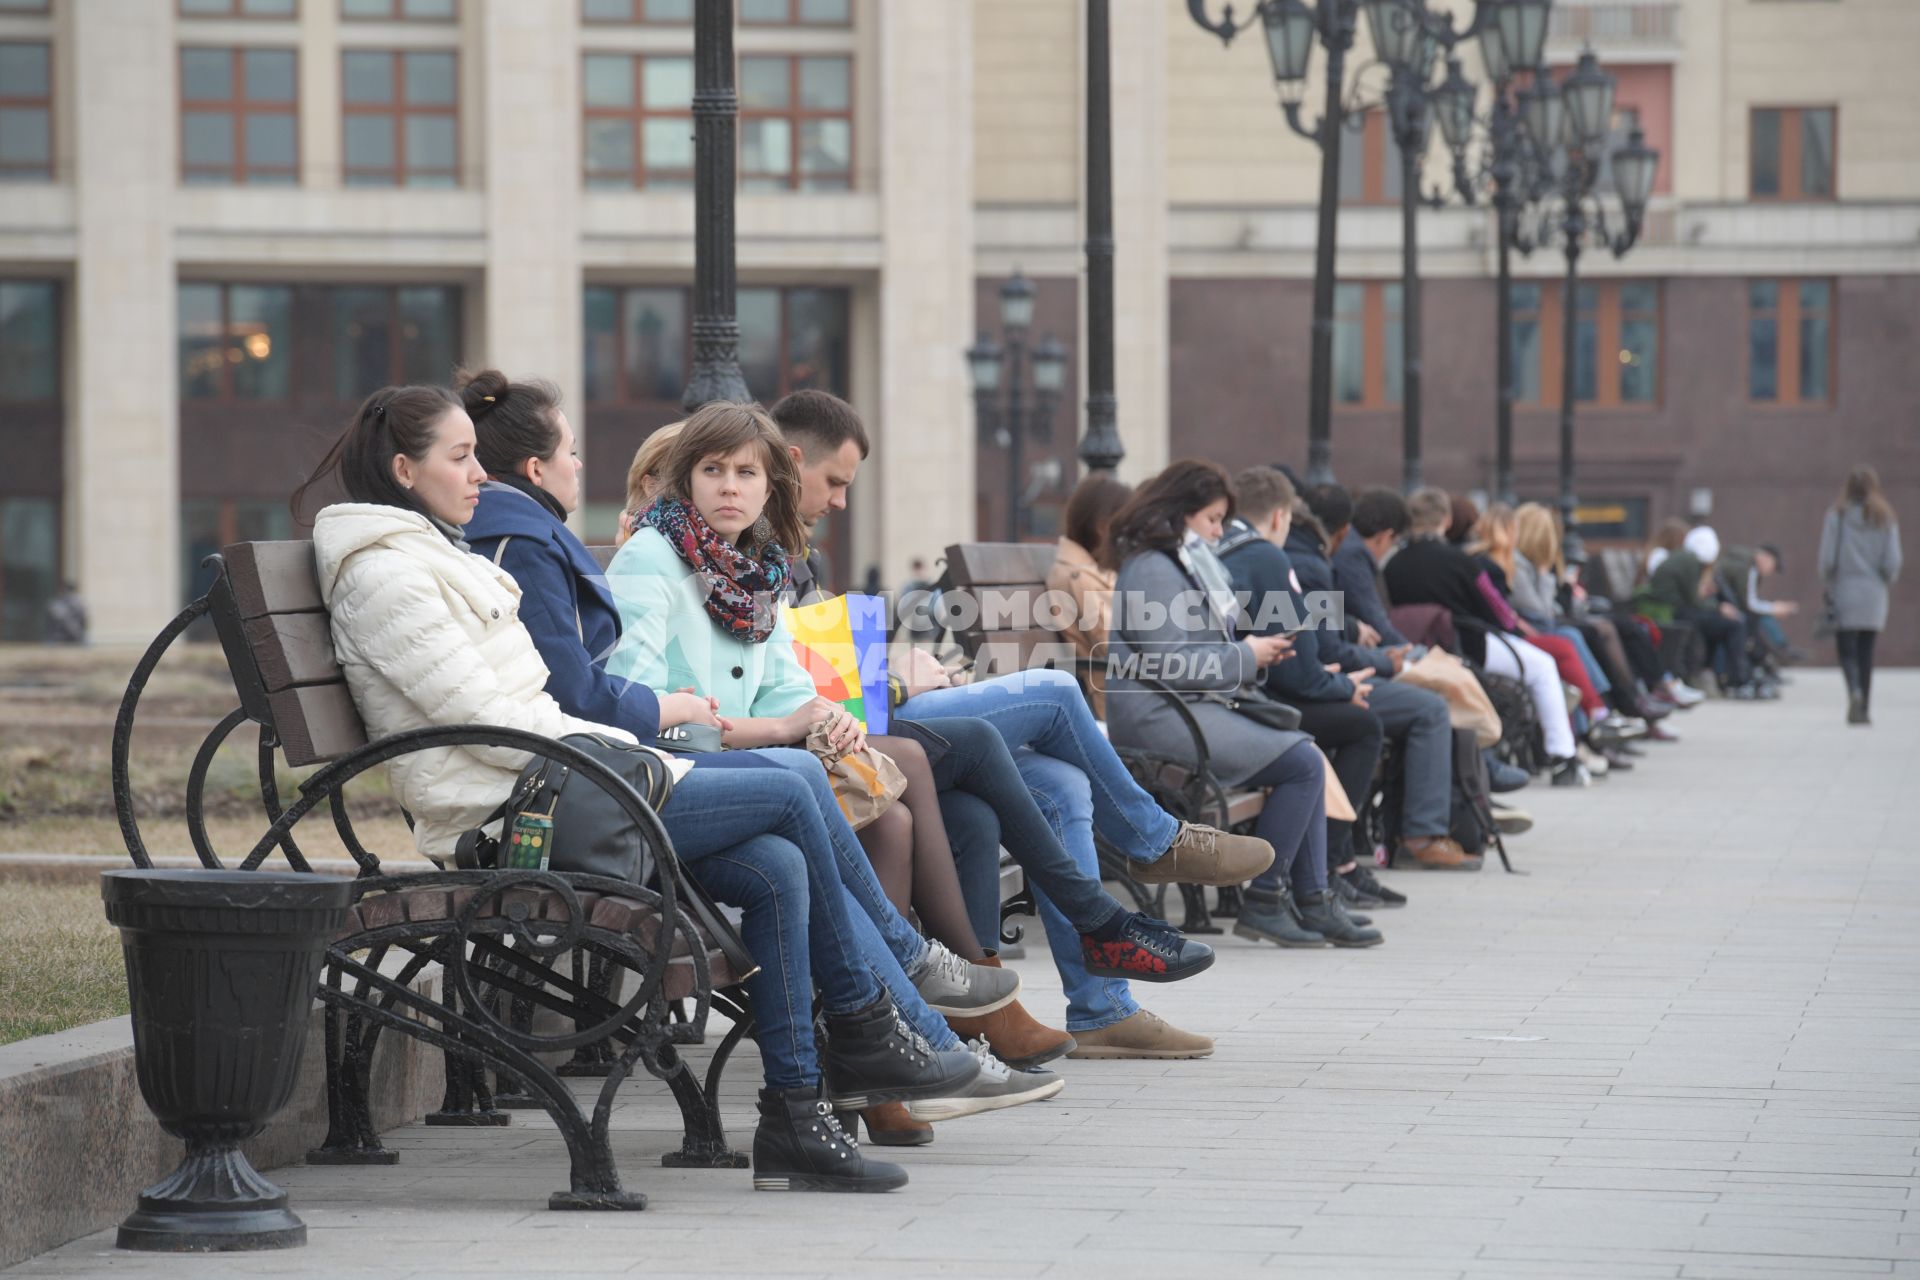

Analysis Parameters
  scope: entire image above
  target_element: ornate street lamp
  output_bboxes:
[1081,0,1125,475]
[681,0,749,410]
[967,271,1067,540]
[1513,51,1659,558]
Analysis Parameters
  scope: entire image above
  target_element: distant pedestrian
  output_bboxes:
[44,581,86,644]
[1819,465,1902,726]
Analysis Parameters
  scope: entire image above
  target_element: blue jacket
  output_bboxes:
[1332,535,1408,646]
[463,483,662,741]
[1216,519,1356,704]
[1284,523,1393,674]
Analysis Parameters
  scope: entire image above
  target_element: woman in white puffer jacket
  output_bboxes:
[295,385,984,1193]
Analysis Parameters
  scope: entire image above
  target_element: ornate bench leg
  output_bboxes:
[1177,883,1220,934]
[1213,884,1243,919]
[484,948,543,1110]
[653,1039,747,1170]
[557,950,621,1077]
[307,1003,399,1165]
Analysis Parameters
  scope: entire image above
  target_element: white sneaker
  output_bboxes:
[904,1039,1065,1122]
[912,942,1020,1017]
[1488,801,1534,836]
[1576,743,1612,776]
[1668,682,1706,707]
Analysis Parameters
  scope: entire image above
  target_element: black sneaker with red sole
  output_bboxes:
[1080,913,1215,983]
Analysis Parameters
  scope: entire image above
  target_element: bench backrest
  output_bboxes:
[939,541,1079,679]
[212,541,370,767]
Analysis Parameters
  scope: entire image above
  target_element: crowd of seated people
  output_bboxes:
[284,360,1815,1198]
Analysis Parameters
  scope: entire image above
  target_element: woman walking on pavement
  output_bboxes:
[1819,465,1902,726]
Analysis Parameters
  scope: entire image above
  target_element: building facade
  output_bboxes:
[1,0,1915,657]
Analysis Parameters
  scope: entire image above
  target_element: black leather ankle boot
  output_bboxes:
[752,1088,908,1193]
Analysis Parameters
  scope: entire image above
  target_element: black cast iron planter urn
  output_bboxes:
[102,869,353,1252]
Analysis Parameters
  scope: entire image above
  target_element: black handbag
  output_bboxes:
[455,733,755,979]
[1204,688,1303,732]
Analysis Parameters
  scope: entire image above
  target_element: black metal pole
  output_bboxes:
[682,0,748,410]
[1004,336,1026,542]
[1081,0,1123,475]
[1494,218,1515,504]
[1396,80,1424,495]
[1303,3,1354,486]
[1558,199,1584,548]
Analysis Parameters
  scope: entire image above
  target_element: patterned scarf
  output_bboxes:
[640,497,790,643]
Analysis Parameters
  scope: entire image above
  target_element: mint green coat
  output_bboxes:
[603,527,817,722]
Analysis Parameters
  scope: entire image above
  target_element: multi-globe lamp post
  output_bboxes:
[967,271,1068,542]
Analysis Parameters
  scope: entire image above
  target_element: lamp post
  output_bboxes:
[1081,0,1125,475]
[1188,0,1355,486]
[967,271,1068,541]
[681,0,748,410]
[1432,0,1555,504]
[1514,48,1659,559]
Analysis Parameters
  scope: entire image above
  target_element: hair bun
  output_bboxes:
[457,367,511,414]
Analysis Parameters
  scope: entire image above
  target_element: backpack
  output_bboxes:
[1367,728,1499,861]
[1477,666,1547,774]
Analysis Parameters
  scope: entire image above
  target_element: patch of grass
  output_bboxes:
[0,877,128,1045]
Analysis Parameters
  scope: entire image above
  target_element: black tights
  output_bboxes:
[856,734,987,960]
[1836,629,1879,706]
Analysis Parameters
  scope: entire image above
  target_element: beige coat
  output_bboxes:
[312,503,682,862]
[1047,536,1115,717]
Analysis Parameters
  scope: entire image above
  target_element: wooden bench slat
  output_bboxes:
[942,542,1057,587]
[1224,789,1267,828]
[244,612,343,692]
[267,682,369,766]
[587,544,618,571]
[224,541,325,618]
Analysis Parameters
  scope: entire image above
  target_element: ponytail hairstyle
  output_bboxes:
[1101,459,1235,571]
[458,368,565,478]
[291,384,462,521]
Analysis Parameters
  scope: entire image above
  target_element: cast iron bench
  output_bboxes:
[111,540,758,1212]
[935,542,1269,934]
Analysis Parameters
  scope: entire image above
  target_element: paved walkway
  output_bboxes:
[11,670,1918,1279]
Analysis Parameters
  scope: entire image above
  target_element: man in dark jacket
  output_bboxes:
[1335,488,1411,647]
[1223,468,1472,876]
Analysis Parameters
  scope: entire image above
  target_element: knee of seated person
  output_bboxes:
[865,800,912,845]
[880,734,929,771]
[712,835,807,905]
[1029,756,1091,814]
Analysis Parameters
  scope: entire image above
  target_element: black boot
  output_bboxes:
[752,1088,908,1193]
[821,995,980,1110]
[1295,890,1384,948]
[1232,886,1329,949]
[1848,692,1869,725]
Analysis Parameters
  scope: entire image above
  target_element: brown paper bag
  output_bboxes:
[804,722,908,830]
[1396,648,1502,747]
[1318,745,1356,822]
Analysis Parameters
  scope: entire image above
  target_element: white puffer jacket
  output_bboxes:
[312,503,684,862]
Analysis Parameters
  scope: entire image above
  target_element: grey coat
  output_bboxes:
[1105,549,1308,788]
[1819,506,1902,631]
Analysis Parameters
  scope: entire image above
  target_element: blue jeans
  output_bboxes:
[663,764,885,1091]
[749,747,962,1052]
[899,670,1180,862]
[915,716,1126,933]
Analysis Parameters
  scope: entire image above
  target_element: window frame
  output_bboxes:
[1749,105,1837,202]
[1748,277,1836,408]
[338,0,458,20]
[582,53,695,189]
[178,281,297,406]
[0,1,52,13]
[1511,278,1663,411]
[583,282,849,405]
[0,278,58,404]
[737,53,853,192]
[738,0,853,27]
[1338,109,1402,208]
[0,40,54,182]
[1331,280,1403,411]
[329,283,462,402]
[339,48,461,187]
[176,0,300,18]
[179,46,300,186]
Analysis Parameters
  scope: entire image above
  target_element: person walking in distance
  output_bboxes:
[1819,465,1902,726]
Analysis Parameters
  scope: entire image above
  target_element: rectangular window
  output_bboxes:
[583,283,847,404]
[740,55,852,191]
[1750,107,1836,201]
[582,0,690,20]
[740,0,851,24]
[0,280,57,401]
[0,42,53,181]
[341,49,458,186]
[1749,278,1834,406]
[179,0,298,16]
[180,48,298,185]
[583,54,694,188]
[0,1,52,11]
[341,0,456,18]
[178,283,294,402]
[1332,281,1402,410]
[0,495,60,642]
[1338,110,1402,206]
[330,284,460,400]
[1512,280,1662,410]
[181,499,292,606]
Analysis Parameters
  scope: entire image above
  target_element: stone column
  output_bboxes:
[479,2,583,446]
[1105,0,1169,480]
[68,0,177,643]
[875,1,976,572]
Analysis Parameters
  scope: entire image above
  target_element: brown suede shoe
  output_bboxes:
[851,1102,933,1147]
[944,957,1076,1068]
[1064,1009,1214,1060]
[1400,836,1482,871]
[1129,823,1275,886]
